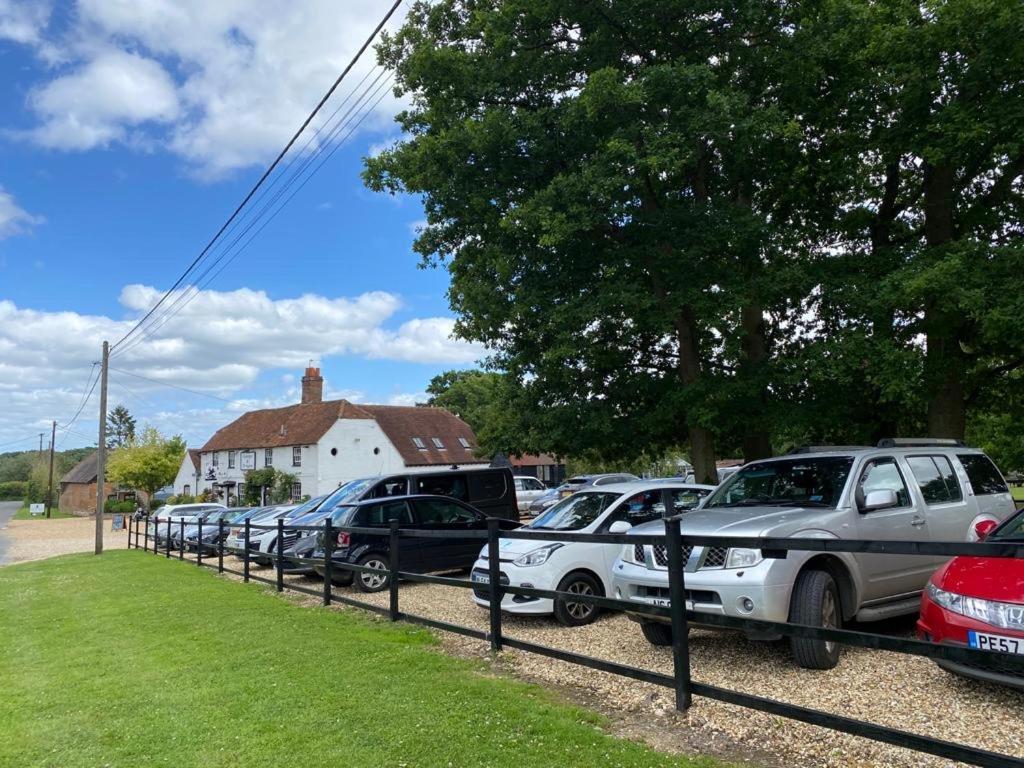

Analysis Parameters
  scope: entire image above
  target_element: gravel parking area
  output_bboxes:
[174,554,1023,768]
[1,517,129,565]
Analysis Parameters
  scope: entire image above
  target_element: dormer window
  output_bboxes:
[458,438,471,449]
[431,437,445,449]
[411,437,427,450]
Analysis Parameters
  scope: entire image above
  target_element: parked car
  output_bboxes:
[179,508,244,551]
[250,496,327,565]
[225,505,297,554]
[309,467,519,521]
[471,482,715,626]
[514,476,548,513]
[151,503,226,547]
[917,507,1024,689]
[311,495,521,592]
[612,440,1016,669]
[527,473,640,516]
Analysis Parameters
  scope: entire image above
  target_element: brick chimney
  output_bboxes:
[301,365,323,405]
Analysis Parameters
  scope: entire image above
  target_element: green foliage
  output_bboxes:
[24,458,51,505]
[150,498,167,511]
[165,494,196,506]
[198,489,219,503]
[103,500,136,515]
[105,404,137,449]
[106,427,186,497]
[242,468,296,505]
[0,481,27,501]
[0,447,93,484]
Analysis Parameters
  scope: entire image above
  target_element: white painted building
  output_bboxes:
[195,367,487,503]
[172,449,202,497]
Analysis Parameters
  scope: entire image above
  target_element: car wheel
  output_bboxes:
[789,569,842,670]
[330,569,354,587]
[354,554,391,593]
[553,572,602,626]
[640,621,674,646]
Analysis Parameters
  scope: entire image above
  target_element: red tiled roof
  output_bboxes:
[188,449,200,471]
[199,399,487,467]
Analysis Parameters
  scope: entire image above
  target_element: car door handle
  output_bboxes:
[911,517,926,527]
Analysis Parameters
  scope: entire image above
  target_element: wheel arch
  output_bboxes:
[797,554,858,622]
[558,567,606,596]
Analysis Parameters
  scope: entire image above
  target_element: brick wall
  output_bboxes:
[59,482,115,516]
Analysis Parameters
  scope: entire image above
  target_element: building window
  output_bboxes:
[228,451,236,469]
[292,446,302,467]
[183,484,191,496]
[431,437,445,449]
[291,482,302,501]
[265,448,273,467]
[458,437,471,449]
[237,483,246,502]
[412,437,427,450]
[212,453,219,467]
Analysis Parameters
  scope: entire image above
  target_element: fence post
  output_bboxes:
[276,518,285,592]
[243,519,251,583]
[487,518,503,653]
[197,518,203,566]
[165,517,171,558]
[127,515,133,549]
[389,519,400,621]
[665,516,692,711]
[323,520,334,606]
[178,519,185,560]
[218,519,225,573]
[143,515,149,553]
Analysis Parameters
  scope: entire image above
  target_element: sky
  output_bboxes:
[0,0,484,453]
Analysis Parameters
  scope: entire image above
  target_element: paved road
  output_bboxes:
[0,501,21,565]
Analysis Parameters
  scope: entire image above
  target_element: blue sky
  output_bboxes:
[0,1,482,452]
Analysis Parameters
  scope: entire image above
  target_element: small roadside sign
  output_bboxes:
[29,503,45,516]
[111,514,124,531]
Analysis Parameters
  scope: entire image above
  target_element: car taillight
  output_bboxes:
[337,532,350,547]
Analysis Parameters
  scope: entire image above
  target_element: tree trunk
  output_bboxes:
[689,425,718,485]
[739,301,773,461]
[922,161,966,440]
[676,308,717,483]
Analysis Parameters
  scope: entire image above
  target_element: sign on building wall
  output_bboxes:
[240,451,257,471]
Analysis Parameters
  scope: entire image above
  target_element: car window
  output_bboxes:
[415,498,481,524]
[369,478,408,498]
[907,456,962,504]
[957,454,1009,496]
[528,478,544,490]
[858,458,911,508]
[467,471,507,501]
[604,491,667,528]
[514,479,524,491]
[671,488,712,512]
[529,492,619,531]
[357,501,413,527]
[706,457,854,508]
[414,474,469,501]
[991,509,1024,541]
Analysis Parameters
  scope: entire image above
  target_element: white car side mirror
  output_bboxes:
[608,521,632,534]
[861,488,898,513]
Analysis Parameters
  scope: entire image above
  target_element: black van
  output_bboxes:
[311,495,521,591]
[320,467,518,521]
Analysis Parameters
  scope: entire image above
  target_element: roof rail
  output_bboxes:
[786,445,871,455]
[876,438,966,449]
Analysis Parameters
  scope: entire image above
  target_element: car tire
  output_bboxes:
[553,572,602,626]
[640,621,674,646]
[789,569,842,670]
[354,553,391,593]
[330,569,354,587]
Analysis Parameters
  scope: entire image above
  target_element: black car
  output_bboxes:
[311,495,521,592]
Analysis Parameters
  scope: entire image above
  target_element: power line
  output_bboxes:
[110,367,236,403]
[0,434,41,451]
[59,362,101,430]
[110,0,405,356]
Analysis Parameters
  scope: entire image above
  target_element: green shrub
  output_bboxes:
[150,498,167,510]
[103,500,136,515]
[0,481,27,500]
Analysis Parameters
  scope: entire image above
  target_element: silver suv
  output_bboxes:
[612,440,1015,669]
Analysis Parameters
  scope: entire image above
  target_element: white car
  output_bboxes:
[470,481,715,626]
[513,476,547,512]
[226,504,297,556]
[150,503,226,546]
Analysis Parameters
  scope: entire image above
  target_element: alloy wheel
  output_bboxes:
[565,580,595,620]
[821,589,838,654]
[361,559,388,590]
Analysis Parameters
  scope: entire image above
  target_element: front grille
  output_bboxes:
[653,544,693,568]
[635,586,722,606]
[281,533,299,550]
[471,568,509,600]
[633,544,645,563]
[701,547,728,569]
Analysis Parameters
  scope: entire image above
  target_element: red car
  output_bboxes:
[917,512,1024,689]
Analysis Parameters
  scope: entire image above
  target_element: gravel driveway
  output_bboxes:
[1,516,129,565]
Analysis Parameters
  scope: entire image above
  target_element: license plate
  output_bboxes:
[650,599,695,610]
[472,572,489,585]
[969,631,1023,655]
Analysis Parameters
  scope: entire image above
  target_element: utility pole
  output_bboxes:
[39,433,44,455]
[45,420,56,519]
[95,341,109,555]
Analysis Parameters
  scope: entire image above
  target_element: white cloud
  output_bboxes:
[0,185,43,239]
[0,0,50,45]
[12,0,406,176]
[27,49,181,150]
[0,285,483,448]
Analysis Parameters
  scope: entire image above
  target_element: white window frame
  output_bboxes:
[291,482,302,501]
[292,446,302,467]
[212,453,219,468]
[458,437,471,449]
[265,448,273,467]
[228,451,236,469]
[412,437,427,451]
[431,437,445,449]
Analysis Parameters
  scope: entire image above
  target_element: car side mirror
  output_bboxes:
[608,521,632,534]
[974,519,998,541]
[861,489,898,513]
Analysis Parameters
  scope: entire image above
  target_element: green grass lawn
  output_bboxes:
[0,552,725,768]
[1011,485,1024,502]
[12,504,74,520]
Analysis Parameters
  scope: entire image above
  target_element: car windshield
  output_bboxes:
[288,495,326,517]
[704,457,854,509]
[529,492,620,531]
[320,478,374,512]
[290,508,332,527]
[330,505,358,526]
[992,510,1024,541]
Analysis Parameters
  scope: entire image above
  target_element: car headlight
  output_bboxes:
[927,582,1024,631]
[621,543,640,564]
[513,544,564,567]
[725,548,763,569]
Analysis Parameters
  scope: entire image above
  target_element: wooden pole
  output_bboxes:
[45,420,56,518]
[95,341,109,555]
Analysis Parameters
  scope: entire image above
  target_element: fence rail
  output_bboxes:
[128,512,1024,768]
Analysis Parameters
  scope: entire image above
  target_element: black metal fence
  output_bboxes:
[127,512,1024,768]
